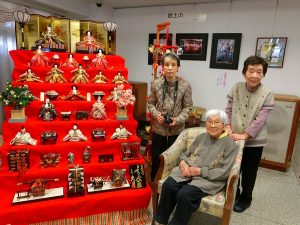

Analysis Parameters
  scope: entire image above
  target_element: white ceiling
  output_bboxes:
[4,0,252,19]
[89,0,233,9]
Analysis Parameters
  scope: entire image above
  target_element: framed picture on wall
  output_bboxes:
[255,37,287,68]
[210,33,242,70]
[176,33,208,61]
[148,33,173,65]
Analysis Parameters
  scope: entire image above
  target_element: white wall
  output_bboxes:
[29,0,114,21]
[2,0,113,20]
[114,0,300,111]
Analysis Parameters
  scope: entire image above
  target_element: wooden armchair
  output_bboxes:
[152,127,245,225]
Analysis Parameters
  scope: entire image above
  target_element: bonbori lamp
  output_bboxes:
[13,10,30,50]
[103,22,117,55]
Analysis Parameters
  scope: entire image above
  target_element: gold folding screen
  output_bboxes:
[15,14,111,53]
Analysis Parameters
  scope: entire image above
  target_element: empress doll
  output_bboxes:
[77,31,102,53]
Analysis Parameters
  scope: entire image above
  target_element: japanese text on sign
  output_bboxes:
[168,12,184,19]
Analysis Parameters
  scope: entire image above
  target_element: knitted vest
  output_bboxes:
[229,82,274,147]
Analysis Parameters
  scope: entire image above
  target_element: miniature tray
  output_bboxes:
[12,187,64,204]
[87,177,130,193]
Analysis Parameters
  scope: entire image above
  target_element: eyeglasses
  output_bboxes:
[206,121,223,126]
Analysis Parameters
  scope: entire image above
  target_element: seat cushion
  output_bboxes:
[199,190,225,217]
[158,179,225,218]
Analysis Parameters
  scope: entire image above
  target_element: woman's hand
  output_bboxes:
[229,133,249,141]
[189,167,201,176]
[225,124,233,135]
[169,117,177,126]
[156,112,165,125]
[179,160,191,177]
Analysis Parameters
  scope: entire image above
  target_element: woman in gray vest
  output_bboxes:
[225,56,274,212]
[148,52,193,181]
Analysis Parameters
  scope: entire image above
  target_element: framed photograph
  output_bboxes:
[176,33,208,61]
[210,33,242,70]
[148,33,173,65]
[255,37,287,68]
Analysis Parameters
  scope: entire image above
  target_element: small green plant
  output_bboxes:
[0,81,35,109]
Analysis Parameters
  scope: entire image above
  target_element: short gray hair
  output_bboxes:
[205,109,228,124]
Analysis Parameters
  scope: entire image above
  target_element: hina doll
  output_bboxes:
[45,64,67,83]
[111,123,132,139]
[61,54,79,69]
[63,124,88,142]
[61,85,86,101]
[70,64,89,84]
[91,50,110,69]
[31,45,49,67]
[10,126,37,146]
[91,70,109,83]
[38,98,58,121]
[90,97,107,119]
[34,25,64,47]
[17,68,43,83]
[77,31,102,53]
[111,71,128,84]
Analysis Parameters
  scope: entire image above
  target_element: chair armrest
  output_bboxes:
[152,154,166,214]
[222,140,245,225]
[153,154,166,187]
[152,128,198,214]
[221,174,238,225]
[154,129,188,184]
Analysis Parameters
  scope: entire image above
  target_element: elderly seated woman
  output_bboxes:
[154,109,238,225]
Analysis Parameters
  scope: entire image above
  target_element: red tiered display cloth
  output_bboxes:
[0,50,151,225]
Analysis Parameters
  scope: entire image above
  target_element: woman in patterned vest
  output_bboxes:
[225,56,274,213]
[148,52,193,182]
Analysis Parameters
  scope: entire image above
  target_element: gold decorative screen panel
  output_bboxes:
[15,14,111,53]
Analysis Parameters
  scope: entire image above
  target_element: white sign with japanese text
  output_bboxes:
[162,5,206,23]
